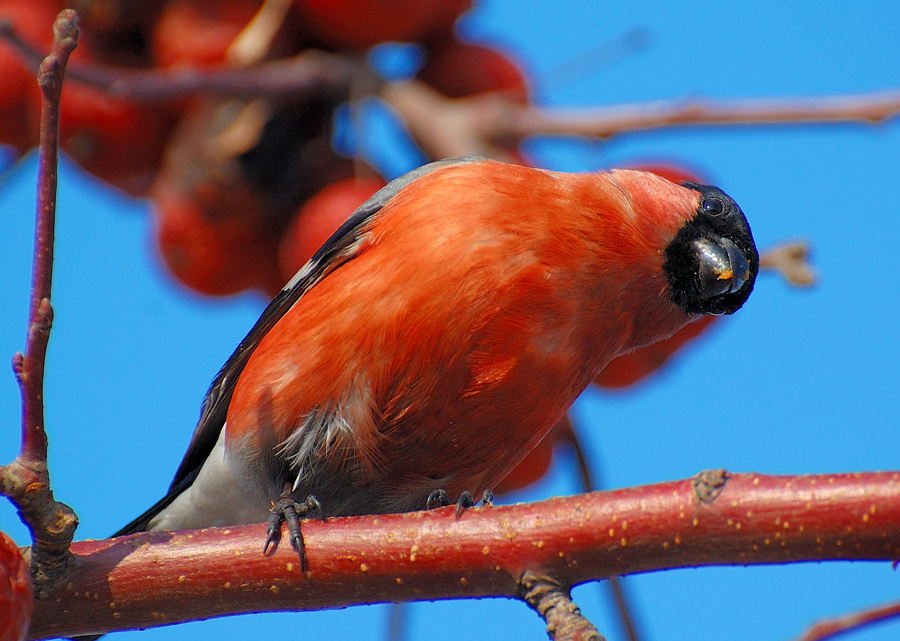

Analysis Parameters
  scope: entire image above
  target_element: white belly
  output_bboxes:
[148,426,271,531]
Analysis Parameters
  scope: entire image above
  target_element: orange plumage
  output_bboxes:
[115,157,758,540]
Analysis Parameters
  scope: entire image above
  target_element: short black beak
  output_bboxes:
[694,236,751,301]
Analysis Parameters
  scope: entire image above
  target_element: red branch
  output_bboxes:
[0,9,79,596]
[556,418,641,641]
[26,470,900,639]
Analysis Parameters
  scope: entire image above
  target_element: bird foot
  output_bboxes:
[264,484,324,571]
[426,488,493,518]
[426,488,450,510]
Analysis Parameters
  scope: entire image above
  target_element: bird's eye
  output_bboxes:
[701,197,725,215]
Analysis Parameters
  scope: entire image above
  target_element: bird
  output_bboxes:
[113,155,758,559]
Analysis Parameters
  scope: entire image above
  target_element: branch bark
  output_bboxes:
[0,8,79,597]
[26,470,900,639]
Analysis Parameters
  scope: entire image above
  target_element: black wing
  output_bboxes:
[113,156,484,536]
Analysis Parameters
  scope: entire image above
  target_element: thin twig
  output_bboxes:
[537,26,652,94]
[759,241,816,287]
[0,17,375,102]
[4,15,896,150]
[382,80,900,160]
[386,601,408,641]
[790,598,900,641]
[506,91,900,139]
[519,571,604,641]
[0,8,79,597]
[381,81,522,162]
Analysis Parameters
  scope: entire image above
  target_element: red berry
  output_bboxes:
[150,96,365,298]
[0,531,32,641]
[7,0,179,194]
[294,0,470,50]
[74,0,163,67]
[278,177,386,281]
[153,0,261,68]
[0,0,62,153]
[0,0,61,45]
[0,47,31,153]
[152,185,282,297]
[39,82,178,195]
[418,38,529,102]
[154,0,301,68]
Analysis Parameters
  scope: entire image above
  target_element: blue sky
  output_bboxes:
[1,1,899,640]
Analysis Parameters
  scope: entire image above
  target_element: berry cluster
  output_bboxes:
[0,0,529,297]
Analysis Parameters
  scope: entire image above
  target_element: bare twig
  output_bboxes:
[760,241,816,287]
[519,571,604,641]
[0,8,79,597]
[0,17,375,102]
[382,80,900,160]
[506,91,900,138]
[381,80,523,162]
[386,601,409,641]
[537,26,651,94]
[26,470,900,639]
[790,598,900,641]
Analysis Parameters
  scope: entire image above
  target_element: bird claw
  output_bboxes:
[455,491,475,518]
[264,485,323,571]
[455,489,494,518]
[426,488,493,518]
[426,489,450,510]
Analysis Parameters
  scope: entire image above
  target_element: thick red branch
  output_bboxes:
[26,471,900,639]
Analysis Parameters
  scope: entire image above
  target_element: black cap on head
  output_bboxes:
[663,182,759,316]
